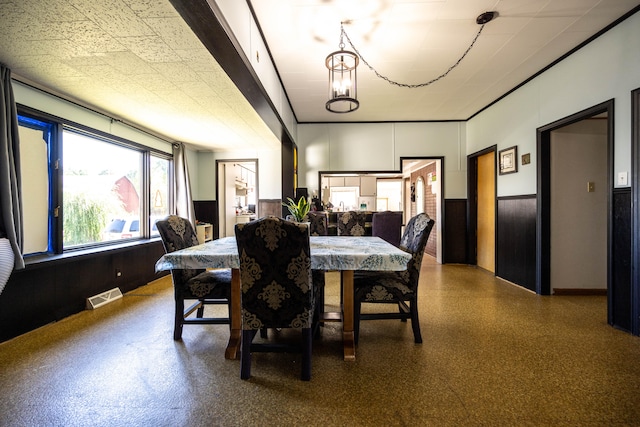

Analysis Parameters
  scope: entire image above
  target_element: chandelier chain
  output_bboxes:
[340,23,486,88]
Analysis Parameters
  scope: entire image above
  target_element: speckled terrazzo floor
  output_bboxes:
[1,258,639,426]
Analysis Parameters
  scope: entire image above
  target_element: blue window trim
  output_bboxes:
[17,105,173,258]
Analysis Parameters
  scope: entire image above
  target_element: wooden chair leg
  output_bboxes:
[410,298,422,344]
[174,298,184,341]
[301,328,312,381]
[241,329,254,380]
[196,299,205,318]
[400,302,408,322]
[354,300,361,345]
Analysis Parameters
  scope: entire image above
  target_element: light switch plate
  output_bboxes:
[618,172,628,186]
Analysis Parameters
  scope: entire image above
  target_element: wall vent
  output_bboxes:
[86,287,123,309]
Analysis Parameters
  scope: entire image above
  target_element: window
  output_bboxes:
[330,187,359,211]
[17,110,172,255]
[150,155,170,236]
[63,129,144,247]
[18,116,56,254]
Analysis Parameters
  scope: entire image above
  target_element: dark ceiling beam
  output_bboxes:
[168,0,287,144]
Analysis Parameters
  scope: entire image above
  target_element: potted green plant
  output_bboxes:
[282,196,310,222]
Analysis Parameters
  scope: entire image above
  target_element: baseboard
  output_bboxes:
[553,288,607,296]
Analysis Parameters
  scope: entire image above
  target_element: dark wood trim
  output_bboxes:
[496,195,536,291]
[536,100,614,299]
[0,241,167,343]
[631,87,640,336]
[168,0,291,145]
[612,187,632,332]
[282,138,295,217]
[444,199,467,264]
[166,1,300,222]
[553,289,607,296]
[467,146,497,267]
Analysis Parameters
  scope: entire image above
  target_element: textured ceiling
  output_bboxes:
[250,0,640,122]
[0,0,638,152]
[0,0,280,151]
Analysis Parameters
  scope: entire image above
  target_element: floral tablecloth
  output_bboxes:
[155,236,410,272]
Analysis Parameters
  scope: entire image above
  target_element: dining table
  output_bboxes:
[155,235,411,361]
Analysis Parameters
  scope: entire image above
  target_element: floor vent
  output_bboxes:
[86,287,123,309]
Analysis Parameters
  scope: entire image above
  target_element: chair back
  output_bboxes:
[399,213,435,290]
[156,215,203,284]
[304,211,328,236]
[235,216,314,329]
[337,211,366,236]
[372,211,403,247]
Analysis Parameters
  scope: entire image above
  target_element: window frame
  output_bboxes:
[17,104,173,257]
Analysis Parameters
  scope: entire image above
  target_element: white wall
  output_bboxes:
[197,9,640,206]
[13,81,173,155]
[297,121,467,199]
[192,148,281,201]
[550,121,608,290]
[467,11,640,197]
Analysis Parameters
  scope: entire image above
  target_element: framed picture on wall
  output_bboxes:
[499,146,518,175]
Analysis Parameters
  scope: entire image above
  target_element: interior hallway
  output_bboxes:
[1,259,639,426]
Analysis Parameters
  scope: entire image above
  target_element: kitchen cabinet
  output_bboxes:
[344,176,360,187]
[360,176,377,196]
[329,177,344,187]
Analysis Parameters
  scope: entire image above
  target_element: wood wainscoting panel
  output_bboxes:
[0,241,167,343]
[444,199,467,264]
[611,188,632,332]
[496,195,537,292]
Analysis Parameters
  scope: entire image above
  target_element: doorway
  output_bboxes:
[467,147,497,271]
[549,117,607,294]
[537,101,613,296]
[216,159,258,238]
[401,158,444,264]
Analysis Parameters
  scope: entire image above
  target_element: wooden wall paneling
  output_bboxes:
[444,199,467,263]
[0,266,56,341]
[114,241,167,294]
[258,199,282,218]
[0,242,167,343]
[55,256,113,319]
[496,196,537,292]
[611,188,632,332]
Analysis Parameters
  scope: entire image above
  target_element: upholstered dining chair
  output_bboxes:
[304,211,328,236]
[156,215,232,341]
[337,211,366,236]
[353,213,434,344]
[372,211,403,247]
[235,216,323,381]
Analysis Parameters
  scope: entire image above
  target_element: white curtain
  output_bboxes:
[173,142,196,228]
[0,64,24,296]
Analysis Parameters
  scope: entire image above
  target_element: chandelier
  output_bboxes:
[325,12,497,114]
[325,24,359,113]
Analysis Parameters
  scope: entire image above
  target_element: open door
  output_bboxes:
[467,147,496,270]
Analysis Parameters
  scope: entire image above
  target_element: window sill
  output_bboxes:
[23,238,163,269]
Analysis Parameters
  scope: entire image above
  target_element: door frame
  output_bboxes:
[401,156,445,263]
[536,100,614,297]
[215,158,258,239]
[467,146,497,267]
[631,88,640,336]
